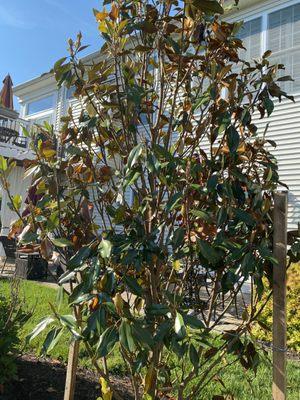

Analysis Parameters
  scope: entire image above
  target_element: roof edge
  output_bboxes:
[225,0,267,17]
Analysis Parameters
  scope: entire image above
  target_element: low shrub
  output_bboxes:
[252,263,300,352]
[0,280,30,389]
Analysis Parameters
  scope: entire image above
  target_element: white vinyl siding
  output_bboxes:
[252,94,300,229]
[69,98,83,125]
[229,0,300,230]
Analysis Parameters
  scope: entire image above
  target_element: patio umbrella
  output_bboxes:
[0,74,14,110]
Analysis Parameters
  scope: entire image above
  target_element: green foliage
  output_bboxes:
[1,0,296,398]
[0,281,30,386]
[253,263,300,352]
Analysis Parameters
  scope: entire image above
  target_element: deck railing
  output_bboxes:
[0,116,31,149]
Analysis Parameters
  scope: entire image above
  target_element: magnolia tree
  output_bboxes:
[1,0,297,399]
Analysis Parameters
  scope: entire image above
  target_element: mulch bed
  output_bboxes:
[0,354,133,400]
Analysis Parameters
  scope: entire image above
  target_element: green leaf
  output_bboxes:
[217,207,227,226]
[59,314,77,329]
[146,152,160,173]
[241,109,251,126]
[58,270,76,284]
[59,314,81,339]
[166,193,182,212]
[257,245,278,264]
[190,209,211,221]
[192,0,224,14]
[54,57,67,70]
[263,98,274,117]
[22,126,30,137]
[123,275,143,296]
[8,194,22,212]
[70,293,95,305]
[174,312,186,340]
[20,231,38,244]
[189,343,199,372]
[277,75,294,82]
[127,143,143,170]
[52,238,74,248]
[41,327,64,354]
[227,126,240,153]
[232,21,244,36]
[119,320,136,352]
[198,239,222,265]
[207,173,218,192]
[132,323,154,349]
[193,94,211,111]
[153,144,173,161]
[221,270,238,293]
[26,316,54,343]
[146,304,170,316]
[123,170,141,189]
[97,326,119,357]
[68,246,91,269]
[0,156,7,172]
[86,307,106,335]
[241,252,256,275]
[182,313,204,329]
[234,209,255,226]
[99,239,112,258]
[154,321,172,343]
[142,395,153,400]
[56,285,65,310]
[172,227,185,249]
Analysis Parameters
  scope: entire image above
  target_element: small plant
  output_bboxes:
[0,280,30,390]
[253,262,300,353]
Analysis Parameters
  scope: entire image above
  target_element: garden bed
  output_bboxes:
[1,354,133,400]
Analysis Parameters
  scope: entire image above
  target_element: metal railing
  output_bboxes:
[0,116,30,149]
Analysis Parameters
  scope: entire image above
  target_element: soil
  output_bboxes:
[0,354,133,400]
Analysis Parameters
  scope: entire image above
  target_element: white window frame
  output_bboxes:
[227,0,300,25]
[227,0,300,94]
[22,90,57,126]
[25,93,54,117]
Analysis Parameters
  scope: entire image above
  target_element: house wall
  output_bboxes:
[227,0,300,229]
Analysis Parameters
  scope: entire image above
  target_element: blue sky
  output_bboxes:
[0,0,102,88]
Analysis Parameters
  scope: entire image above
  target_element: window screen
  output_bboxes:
[238,17,262,61]
[66,86,76,100]
[267,4,300,93]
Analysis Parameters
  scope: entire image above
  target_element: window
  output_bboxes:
[27,95,54,115]
[66,86,76,100]
[238,17,262,61]
[267,4,300,93]
[233,3,300,94]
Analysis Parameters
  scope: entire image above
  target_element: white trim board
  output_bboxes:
[226,0,300,22]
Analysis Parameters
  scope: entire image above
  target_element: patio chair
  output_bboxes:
[0,236,16,275]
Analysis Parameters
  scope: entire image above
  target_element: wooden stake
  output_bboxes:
[64,340,79,400]
[272,191,287,400]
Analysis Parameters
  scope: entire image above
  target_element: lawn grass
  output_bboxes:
[0,278,124,373]
[200,359,300,399]
[1,278,299,399]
